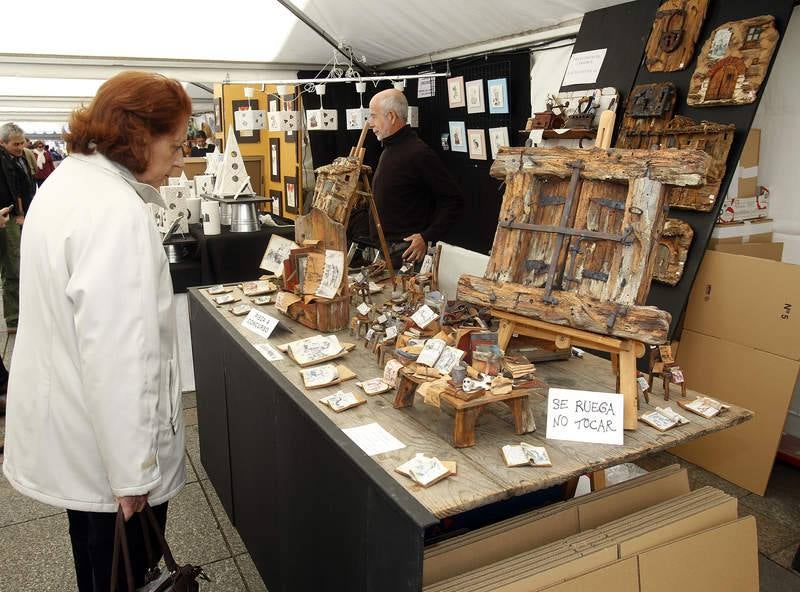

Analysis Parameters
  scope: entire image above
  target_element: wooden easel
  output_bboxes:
[492,309,645,430]
[347,124,395,278]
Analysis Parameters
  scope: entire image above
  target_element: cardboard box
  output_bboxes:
[711,241,783,261]
[683,250,800,360]
[722,128,760,197]
[637,517,758,592]
[672,330,800,495]
[708,218,773,247]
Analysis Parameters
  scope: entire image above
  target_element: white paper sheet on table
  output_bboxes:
[255,342,284,362]
[342,423,406,456]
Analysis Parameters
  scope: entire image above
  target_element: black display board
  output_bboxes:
[632,0,794,338]
[561,0,794,340]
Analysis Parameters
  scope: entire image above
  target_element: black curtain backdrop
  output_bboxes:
[300,49,532,253]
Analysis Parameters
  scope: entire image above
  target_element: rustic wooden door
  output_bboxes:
[706,58,744,101]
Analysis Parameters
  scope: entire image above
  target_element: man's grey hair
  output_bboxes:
[0,122,24,143]
[381,92,408,123]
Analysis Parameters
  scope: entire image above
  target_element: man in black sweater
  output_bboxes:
[368,89,463,265]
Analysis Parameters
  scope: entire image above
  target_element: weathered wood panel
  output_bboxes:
[312,157,362,224]
[645,0,710,73]
[653,218,694,286]
[617,82,677,146]
[617,116,734,212]
[457,275,671,344]
[523,178,575,288]
[491,147,710,187]
[688,15,780,107]
[295,208,347,253]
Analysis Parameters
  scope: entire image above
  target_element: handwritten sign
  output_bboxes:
[562,48,607,86]
[546,387,624,445]
[241,309,279,340]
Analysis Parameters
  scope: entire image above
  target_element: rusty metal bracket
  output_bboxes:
[607,304,630,331]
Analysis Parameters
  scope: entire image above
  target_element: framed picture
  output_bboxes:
[284,175,298,214]
[488,126,510,159]
[449,121,467,153]
[447,76,466,108]
[441,133,450,151]
[269,138,281,182]
[232,99,261,143]
[407,106,419,128]
[465,80,485,114]
[214,98,222,135]
[269,189,282,217]
[467,129,487,160]
[487,78,509,114]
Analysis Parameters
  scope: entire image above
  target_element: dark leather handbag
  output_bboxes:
[111,504,209,592]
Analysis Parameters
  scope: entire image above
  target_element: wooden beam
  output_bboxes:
[490,146,710,187]
[457,275,670,344]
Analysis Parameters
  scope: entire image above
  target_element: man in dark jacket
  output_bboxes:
[367,89,463,266]
[0,122,35,330]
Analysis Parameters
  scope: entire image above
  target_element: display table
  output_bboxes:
[187,285,753,592]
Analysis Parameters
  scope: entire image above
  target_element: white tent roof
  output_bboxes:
[1,0,624,132]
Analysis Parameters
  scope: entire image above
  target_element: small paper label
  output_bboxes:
[411,305,438,329]
[385,326,398,339]
[255,342,284,362]
[377,314,387,324]
[241,309,279,340]
[357,303,371,316]
[637,376,650,391]
[365,328,375,341]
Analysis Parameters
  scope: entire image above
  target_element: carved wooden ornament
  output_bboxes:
[457,147,710,344]
[617,114,735,212]
[618,83,677,146]
[646,0,710,73]
[653,218,694,286]
[688,15,780,107]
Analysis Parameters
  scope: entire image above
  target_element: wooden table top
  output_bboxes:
[194,285,753,519]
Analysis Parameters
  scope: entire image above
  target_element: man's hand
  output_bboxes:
[0,206,10,229]
[117,494,148,521]
[402,233,427,263]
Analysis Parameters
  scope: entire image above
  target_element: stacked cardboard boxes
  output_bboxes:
[672,249,800,494]
[423,465,758,591]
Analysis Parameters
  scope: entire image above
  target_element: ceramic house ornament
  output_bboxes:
[158,185,189,233]
[687,15,780,107]
[213,126,254,197]
[194,174,213,197]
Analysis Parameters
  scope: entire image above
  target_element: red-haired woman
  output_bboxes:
[2,71,191,591]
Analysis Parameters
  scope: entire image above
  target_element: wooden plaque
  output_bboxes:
[645,0,710,73]
[653,218,694,286]
[618,83,677,145]
[688,15,780,107]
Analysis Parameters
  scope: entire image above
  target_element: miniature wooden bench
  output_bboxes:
[393,368,531,447]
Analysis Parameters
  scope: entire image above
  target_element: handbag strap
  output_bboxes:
[144,503,178,573]
[138,511,157,571]
[110,508,136,592]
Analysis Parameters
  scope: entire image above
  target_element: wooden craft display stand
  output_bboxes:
[309,122,395,278]
[493,309,645,430]
[645,346,687,401]
[393,368,531,448]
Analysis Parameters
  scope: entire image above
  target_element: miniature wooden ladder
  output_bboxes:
[492,309,646,430]
[349,123,395,278]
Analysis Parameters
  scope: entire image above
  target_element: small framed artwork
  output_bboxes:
[441,133,450,151]
[232,99,261,143]
[449,121,467,153]
[487,78,509,114]
[407,106,419,128]
[465,80,485,114]
[488,127,510,159]
[269,138,281,182]
[284,175,298,214]
[467,129,487,160]
[269,189,282,217]
[282,92,299,141]
[447,76,466,108]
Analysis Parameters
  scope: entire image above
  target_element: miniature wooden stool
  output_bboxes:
[645,345,687,401]
[393,368,531,448]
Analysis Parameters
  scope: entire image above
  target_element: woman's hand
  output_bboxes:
[117,494,149,521]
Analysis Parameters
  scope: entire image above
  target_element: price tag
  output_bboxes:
[377,314,387,324]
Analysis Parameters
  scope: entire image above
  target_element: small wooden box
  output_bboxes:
[284,294,351,332]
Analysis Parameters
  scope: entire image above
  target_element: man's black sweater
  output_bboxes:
[370,126,463,244]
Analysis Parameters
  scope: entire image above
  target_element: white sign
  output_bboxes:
[562,48,607,87]
[241,309,279,340]
[315,249,345,299]
[342,422,406,456]
[545,387,624,445]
